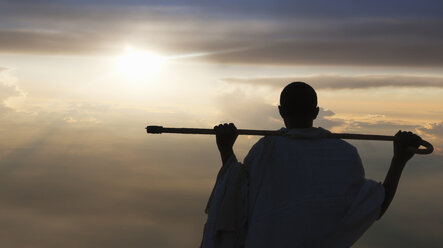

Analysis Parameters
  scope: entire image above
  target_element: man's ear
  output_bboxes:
[278,105,285,119]
[312,106,320,120]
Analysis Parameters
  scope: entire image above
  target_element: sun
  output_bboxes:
[116,46,165,79]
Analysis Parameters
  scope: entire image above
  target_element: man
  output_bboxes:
[201,82,421,248]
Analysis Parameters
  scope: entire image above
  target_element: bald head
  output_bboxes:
[279,82,319,128]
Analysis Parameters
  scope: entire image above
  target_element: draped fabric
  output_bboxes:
[201,128,385,248]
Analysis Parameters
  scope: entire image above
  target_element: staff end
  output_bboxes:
[146,125,163,134]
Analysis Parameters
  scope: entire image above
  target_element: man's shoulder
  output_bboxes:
[250,136,272,151]
[249,127,361,155]
[331,138,359,151]
[245,136,278,160]
[274,132,360,155]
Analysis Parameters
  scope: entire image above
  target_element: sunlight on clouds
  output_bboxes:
[0,68,26,108]
[115,46,166,80]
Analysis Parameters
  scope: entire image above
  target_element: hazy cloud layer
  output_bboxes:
[222,74,443,90]
[0,95,219,247]
[0,83,441,247]
[1,100,442,247]
[1,1,443,66]
[0,128,214,247]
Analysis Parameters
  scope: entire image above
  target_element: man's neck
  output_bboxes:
[284,119,313,129]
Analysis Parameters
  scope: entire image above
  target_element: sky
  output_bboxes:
[0,0,442,247]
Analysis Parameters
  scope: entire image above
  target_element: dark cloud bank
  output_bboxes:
[1,1,443,67]
[222,74,443,90]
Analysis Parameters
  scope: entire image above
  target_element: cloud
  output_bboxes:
[222,74,443,90]
[0,67,25,114]
[340,120,418,134]
[0,68,21,99]
[0,83,106,126]
[315,108,345,130]
[0,29,115,55]
[416,122,443,154]
[328,118,443,157]
[417,122,443,138]
[215,90,281,129]
[0,82,21,102]
[0,2,442,66]
[200,39,443,67]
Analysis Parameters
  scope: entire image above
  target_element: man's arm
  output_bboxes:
[214,123,238,166]
[378,131,421,219]
[204,123,239,214]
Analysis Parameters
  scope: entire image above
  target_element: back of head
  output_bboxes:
[280,82,318,120]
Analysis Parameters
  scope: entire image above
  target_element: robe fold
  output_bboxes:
[201,127,385,248]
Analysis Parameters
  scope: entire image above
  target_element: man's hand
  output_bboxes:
[214,123,238,165]
[214,123,238,153]
[379,130,422,219]
[393,130,421,163]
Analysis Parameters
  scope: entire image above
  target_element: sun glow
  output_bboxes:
[116,46,165,79]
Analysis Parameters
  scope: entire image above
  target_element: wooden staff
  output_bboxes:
[146,125,434,155]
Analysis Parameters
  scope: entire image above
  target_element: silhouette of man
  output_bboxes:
[201,82,421,248]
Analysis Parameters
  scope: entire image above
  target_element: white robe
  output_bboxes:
[201,127,385,248]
